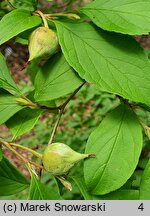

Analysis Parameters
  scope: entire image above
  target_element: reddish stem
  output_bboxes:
[88,154,96,157]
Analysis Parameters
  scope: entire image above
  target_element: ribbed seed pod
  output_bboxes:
[28,26,59,61]
[42,143,95,176]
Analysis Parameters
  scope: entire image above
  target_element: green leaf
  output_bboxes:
[29,174,61,200]
[34,53,83,102]
[0,9,41,45]
[140,159,150,199]
[73,175,139,200]
[72,175,93,200]
[6,108,42,139]
[0,146,2,161]
[9,0,37,11]
[15,36,28,45]
[55,21,150,107]
[81,0,150,35]
[26,61,40,84]
[0,52,19,92]
[0,89,24,125]
[99,189,139,200]
[84,104,142,195]
[0,157,29,196]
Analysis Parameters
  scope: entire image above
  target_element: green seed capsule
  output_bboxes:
[42,143,94,176]
[28,26,59,61]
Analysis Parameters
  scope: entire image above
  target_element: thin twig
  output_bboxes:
[116,96,150,137]
[28,83,86,112]
[0,138,43,169]
[116,95,131,108]
[16,95,60,112]
[61,82,86,109]
[39,82,85,177]
[48,109,63,145]
[28,160,44,169]
[34,10,49,28]
[1,139,27,163]
[48,82,86,145]
[9,142,43,159]
[38,105,60,112]
[6,0,16,9]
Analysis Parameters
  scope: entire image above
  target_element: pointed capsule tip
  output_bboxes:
[88,154,96,157]
[28,56,33,62]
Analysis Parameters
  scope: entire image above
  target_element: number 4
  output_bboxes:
[138,203,144,211]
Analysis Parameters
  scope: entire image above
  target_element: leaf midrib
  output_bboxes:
[0,176,28,186]
[92,108,125,192]
[57,22,149,104]
[83,7,150,20]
